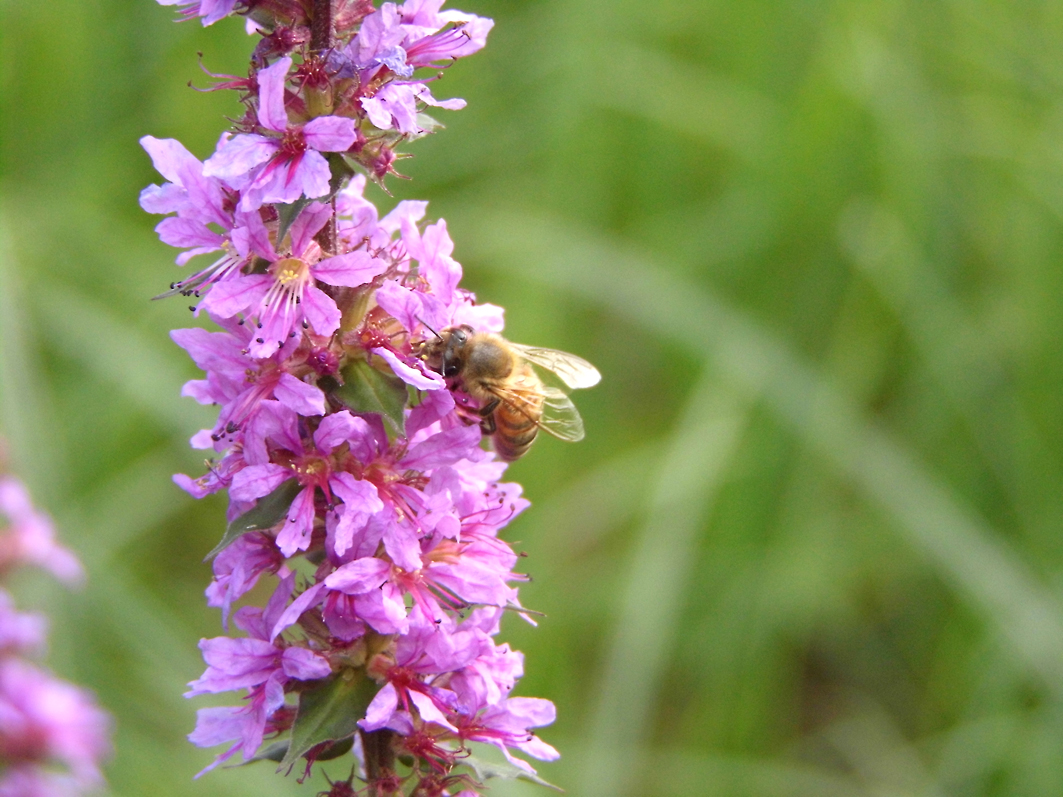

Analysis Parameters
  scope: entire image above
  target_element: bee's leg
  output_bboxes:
[477,399,499,434]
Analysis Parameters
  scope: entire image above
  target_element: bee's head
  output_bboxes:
[420,324,475,378]
[441,325,475,377]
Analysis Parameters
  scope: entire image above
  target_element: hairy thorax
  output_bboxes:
[462,335,514,394]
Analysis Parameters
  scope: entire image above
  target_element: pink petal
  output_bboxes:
[381,520,423,573]
[274,373,325,417]
[301,284,342,337]
[257,57,293,133]
[139,181,186,214]
[270,582,326,641]
[288,201,332,258]
[203,134,276,179]
[324,556,391,594]
[360,683,399,731]
[374,280,423,333]
[156,217,225,251]
[409,691,456,731]
[373,347,444,390]
[303,115,358,152]
[229,464,291,502]
[140,135,195,185]
[275,485,316,557]
[198,274,271,318]
[281,647,332,680]
[403,425,482,470]
[313,410,360,453]
[312,250,388,287]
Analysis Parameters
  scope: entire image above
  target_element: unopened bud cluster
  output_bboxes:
[143,1,558,793]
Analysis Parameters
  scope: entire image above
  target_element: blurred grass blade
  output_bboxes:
[59,444,191,569]
[580,376,747,797]
[0,206,67,494]
[837,197,1055,502]
[591,43,781,161]
[34,281,214,438]
[535,439,664,561]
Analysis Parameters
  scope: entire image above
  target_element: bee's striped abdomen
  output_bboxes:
[489,364,544,461]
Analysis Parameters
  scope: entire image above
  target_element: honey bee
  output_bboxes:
[419,325,601,461]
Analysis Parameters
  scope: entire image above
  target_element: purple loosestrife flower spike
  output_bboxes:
[144,1,577,794]
[0,473,112,795]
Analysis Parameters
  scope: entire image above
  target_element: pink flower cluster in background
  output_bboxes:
[143,1,558,793]
[0,475,111,796]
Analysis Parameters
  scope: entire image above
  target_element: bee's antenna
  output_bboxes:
[418,317,443,341]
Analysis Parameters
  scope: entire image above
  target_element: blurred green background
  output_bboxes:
[6,0,1063,794]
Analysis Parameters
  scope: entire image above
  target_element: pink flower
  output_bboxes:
[155,0,237,26]
[204,58,358,212]
[0,477,81,584]
[187,576,330,767]
[198,202,388,358]
[0,659,111,788]
[140,135,265,302]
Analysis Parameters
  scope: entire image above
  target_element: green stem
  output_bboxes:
[361,728,396,796]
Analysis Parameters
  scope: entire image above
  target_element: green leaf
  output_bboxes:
[331,359,408,437]
[276,197,313,247]
[311,736,355,761]
[240,735,352,769]
[240,740,289,765]
[460,752,563,792]
[279,672,375,771]
[205,479,302,560]
[328,152,356,195]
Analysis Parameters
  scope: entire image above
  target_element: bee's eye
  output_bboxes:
[444,363,460,377]
[452,329,467,344]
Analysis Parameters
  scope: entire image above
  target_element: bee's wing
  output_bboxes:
[484,384,586,442]
[508,344,601,390]
[537,386,586,442]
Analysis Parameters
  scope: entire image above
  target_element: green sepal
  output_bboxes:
[276,197,313,248]
[239,735,352,769]
[309,736,355,761]
[278,671,376,771]
[459,752,563,791]
[205,479,302,561]
[331,359,408,437]
[240,740,289,765]
[327,152,356,196]
[407,113,444,142]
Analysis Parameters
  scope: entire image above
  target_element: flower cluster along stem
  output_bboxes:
[142,1,562,794]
